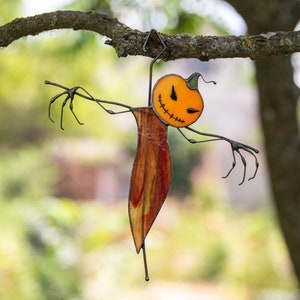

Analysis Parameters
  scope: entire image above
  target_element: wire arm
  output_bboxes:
[178,126,259,185]
[45,80,132,130]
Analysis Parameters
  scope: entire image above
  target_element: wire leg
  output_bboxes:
[142,242,150,281]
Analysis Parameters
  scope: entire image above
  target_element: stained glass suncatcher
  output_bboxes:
[46,29,259,280]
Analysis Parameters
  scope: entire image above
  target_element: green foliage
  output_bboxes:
[168,127,202,196]
[148,201,297,297]
[65,0,113,15]
[0,204,35,300]
[0,146,55,201]
[65,0,231,34]
[0,0,21,23]
[0,195,297,299]
[26,199,82,300]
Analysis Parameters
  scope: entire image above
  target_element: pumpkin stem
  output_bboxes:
[186,72,200,90]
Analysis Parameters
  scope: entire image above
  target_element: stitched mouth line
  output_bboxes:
[157,94,185,124]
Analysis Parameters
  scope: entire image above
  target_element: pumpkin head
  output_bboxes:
[152,73,204,127]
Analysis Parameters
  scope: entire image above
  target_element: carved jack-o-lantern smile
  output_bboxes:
[152,73,204,127]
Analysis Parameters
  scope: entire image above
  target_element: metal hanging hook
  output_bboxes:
[143,29,168,106]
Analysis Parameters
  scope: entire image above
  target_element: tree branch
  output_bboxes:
[0,10,299,60]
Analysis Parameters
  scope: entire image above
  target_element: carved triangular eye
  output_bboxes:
[187,108,200,114]
[170,85,177,101]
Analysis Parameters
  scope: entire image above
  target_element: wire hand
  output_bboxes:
[178,127,259,185]
[46,80,132,130]
[46,80,92,130]
[222,140,259,185]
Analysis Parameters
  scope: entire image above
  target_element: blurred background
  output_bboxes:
[0,0,299,299]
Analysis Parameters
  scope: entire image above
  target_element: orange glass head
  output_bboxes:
[152,73,204,127]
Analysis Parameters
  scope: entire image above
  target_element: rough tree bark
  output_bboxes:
[226,0,300,287]
[0,5,300,285]
[0,11,299,60]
